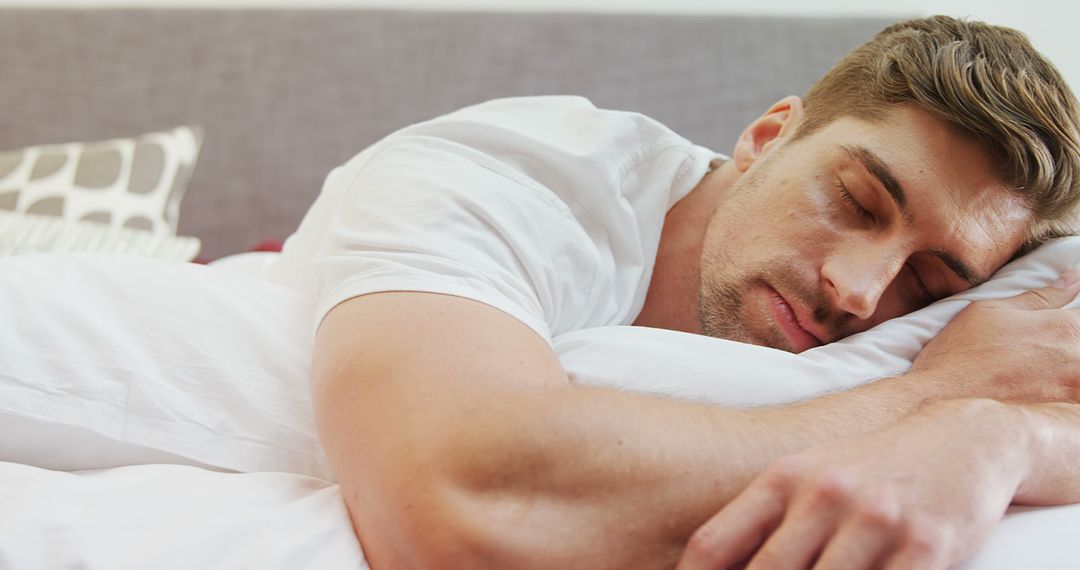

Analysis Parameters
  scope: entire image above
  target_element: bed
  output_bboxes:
[1,8,1078,569]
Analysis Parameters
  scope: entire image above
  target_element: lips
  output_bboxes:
[766,286,824,352]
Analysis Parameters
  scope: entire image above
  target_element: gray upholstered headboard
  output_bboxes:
[0,9,899,258]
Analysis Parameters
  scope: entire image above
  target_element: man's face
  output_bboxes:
[699,105,1032,352]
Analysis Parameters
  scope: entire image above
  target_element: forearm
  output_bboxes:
[372,372,931,569]
[314,293,948,570]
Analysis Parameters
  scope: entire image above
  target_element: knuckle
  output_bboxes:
[684,523,729,561]
[1025,288,1056,307]
[851,499,899,531]
[965,298,996,313]
[682,516,743,561]
[762,455,805,489]
[806,469,855,507]
[900,517,950,557]
[952,300,997,326]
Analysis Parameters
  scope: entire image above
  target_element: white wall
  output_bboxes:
[5,0,1077,92]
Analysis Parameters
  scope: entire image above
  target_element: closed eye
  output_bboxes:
[834,180,874,223]
[904,263,932,303]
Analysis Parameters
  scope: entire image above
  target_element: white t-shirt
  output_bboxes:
[267,96,719,340]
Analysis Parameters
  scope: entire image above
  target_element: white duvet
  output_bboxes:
[0,463,364,569]
[1,240,1079,569]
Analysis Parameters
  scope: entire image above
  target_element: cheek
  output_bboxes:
[703,196,763,257]
[775,192,843,254]
[715,173,841,262]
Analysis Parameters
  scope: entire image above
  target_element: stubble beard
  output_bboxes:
[693,147,849,350]
[697,251,833,351]
[695,156,773,345]
[697,258,756,343]
[697,243,847,351]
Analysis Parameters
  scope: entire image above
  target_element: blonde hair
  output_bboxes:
[797,16,1080,248]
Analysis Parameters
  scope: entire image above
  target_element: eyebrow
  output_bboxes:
[841,144,985,287]
[842,144,911,223]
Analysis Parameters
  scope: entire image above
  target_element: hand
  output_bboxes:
[911,271,1080,404]
[677,399,1031,570]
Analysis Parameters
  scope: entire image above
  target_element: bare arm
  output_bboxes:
[1015,402,1080,505]
[674,401,1080,570]
[311,282,1080,569]
[677,278,1080,570]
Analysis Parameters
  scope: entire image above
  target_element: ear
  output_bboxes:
[732,95,804,173]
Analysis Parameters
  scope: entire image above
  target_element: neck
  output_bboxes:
[633,159,738,333]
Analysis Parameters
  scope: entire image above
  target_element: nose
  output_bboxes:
[820,240,906,321]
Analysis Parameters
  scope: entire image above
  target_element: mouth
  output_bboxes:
[765,285,824,352]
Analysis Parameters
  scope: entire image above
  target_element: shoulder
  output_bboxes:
[377,95,711,212]
[394,95,694,154]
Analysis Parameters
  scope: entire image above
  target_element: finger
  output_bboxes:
[745,507,837,570]
[678,479,788,570]
[998,270,1080,310]
[881,530,951,570]
[882,545,948,570]
[812,515,897,570]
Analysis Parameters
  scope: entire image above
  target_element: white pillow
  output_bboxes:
[208,250,280,278]
[555,236,1080,406]
[551,238,1080,570]
[0,239,1076,479]
[0,241,1076,570]
[0,253,331,478]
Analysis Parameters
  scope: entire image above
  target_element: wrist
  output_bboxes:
[898,366,972,411]
[1010,403,1072,503]
[919,398,1037,493]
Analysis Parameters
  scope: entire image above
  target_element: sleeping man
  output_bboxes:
[266,16,1080,570]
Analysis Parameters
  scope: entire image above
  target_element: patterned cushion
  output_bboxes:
[0,126,201,235]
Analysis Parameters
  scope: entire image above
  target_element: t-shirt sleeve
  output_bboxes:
[310,138,599,342]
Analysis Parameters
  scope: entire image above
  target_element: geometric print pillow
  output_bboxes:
[0,126,202,235]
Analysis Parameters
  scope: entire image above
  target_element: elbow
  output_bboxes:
[341,476,514,570]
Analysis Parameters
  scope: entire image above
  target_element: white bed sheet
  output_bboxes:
[2,459,1076,569]
[3,245,1080,568]
[0,461,367,569]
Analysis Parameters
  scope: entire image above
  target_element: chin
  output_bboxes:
[700,315,788,351]
[698,281,797,352]
[749,334,799,354]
